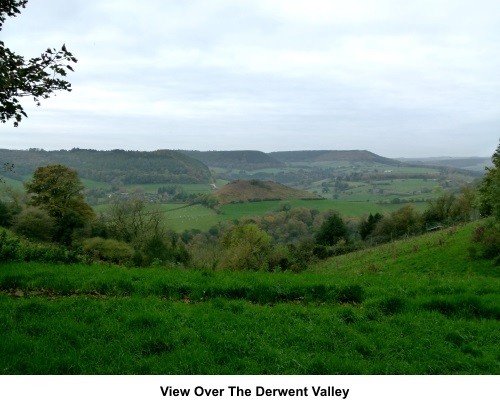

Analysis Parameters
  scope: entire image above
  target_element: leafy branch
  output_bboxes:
[0,0,77,126]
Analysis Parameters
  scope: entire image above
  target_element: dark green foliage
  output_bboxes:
[0,200,14,227]
[423,193,456,223]
[24,165,94,244]
[359,213,383,240]
[471,221,500,263]
[0,229,81,263]
[478,140,500,219]
[179,150,284,170]
[0,149,211,184]
[470,142,500,264]
[315,211,348,246]
[11,206,55,241]
[82,237,134,265]
[371,205,423,242]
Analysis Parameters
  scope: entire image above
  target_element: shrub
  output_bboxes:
[471,221,500,262]
[11,207,55,242]
[82,237,134,264]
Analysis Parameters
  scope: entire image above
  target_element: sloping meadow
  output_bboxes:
[0,222,499,374]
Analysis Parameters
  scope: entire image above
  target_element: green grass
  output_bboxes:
[162,204,220,232]
[80,179,110,189]
[0,222,499,374]
[120,183,214,194]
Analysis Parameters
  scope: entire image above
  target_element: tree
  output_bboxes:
[372,205,422,241]
[24,164,93,243]
[315,212,348,246]
[220,223,272,270]
[472,140,500,263]
[423,192,456,224]
[1,0,77,126]
[107,198,165,248]
[359,213,383,241]
[478,140,500,220]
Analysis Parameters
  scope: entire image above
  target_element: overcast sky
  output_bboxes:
[1,0,499,157]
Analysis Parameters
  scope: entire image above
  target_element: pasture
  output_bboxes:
[0,222,498,374]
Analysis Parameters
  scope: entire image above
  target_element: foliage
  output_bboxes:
[478,141,500,220]
[11,206,55,241]
[106,198,163,247]
[315,211,348,246]
[371,205,423,242]
[472,141,500,264]
[0,0,77,126]
[0,200,14,227]
[82,237,134,265]
[24,165,94,243]
[359,213,383,240]
[219,223,272,271]
[423,188,477,225]
[0,229,80,263]
[0,148,212,184]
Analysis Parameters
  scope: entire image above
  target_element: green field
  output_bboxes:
[162,204,220,232]
[91,198,430,233]
[219,199,429,223]
[1,222,498,374]
[0,177,24,191]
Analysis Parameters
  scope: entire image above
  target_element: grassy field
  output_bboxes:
[0,222,498,374]
[91,198,428,233]
[220,199,429,222]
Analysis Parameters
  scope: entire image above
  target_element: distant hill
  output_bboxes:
[398,157,491,173]
[0,148,212,184]
[179,150,284,170]
[269,150,400,165]
[214,180,322,204]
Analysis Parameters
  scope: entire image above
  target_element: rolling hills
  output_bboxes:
[0,148,212,184]
[178,150,284,170]
[269,149,401,165]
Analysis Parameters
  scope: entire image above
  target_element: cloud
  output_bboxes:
[1,0,499,157]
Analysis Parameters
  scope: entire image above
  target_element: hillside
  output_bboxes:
[0,148,212,184]
[0,222,499,374]
[214,179,322,204]
[178,150,284,170]
[269,150,401,165]
[399,157,491,173]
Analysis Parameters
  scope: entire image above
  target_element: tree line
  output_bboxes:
[2,140,499,269]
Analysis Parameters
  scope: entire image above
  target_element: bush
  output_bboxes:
[471,221,500,262]
[0,229,81,264]
[82,237,134,264]
[12,207,55,242]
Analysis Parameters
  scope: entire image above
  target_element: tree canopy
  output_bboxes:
[0,0,77,126]
[478,140,500,220]
[24,164,93,243]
